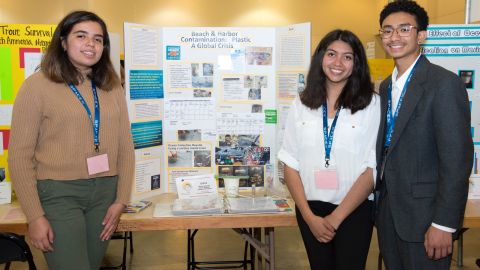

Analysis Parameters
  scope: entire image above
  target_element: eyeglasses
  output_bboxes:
[379,25,418,39]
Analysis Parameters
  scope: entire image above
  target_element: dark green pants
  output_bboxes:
[37,176,118,270]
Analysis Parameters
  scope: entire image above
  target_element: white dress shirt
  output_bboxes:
[390,54,456,233]
[278,94,380,204]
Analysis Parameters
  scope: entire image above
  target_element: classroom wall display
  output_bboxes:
[124,23,311,200]
[0,24,121,204]
[422,24,480,194]
[0,24,56,204]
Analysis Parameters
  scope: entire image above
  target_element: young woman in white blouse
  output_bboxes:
[278,29,380,270]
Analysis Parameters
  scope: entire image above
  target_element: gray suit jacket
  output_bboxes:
[375,56,473,242]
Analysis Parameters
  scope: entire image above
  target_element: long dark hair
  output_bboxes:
[41,10,119,91]
[300,29,374,114]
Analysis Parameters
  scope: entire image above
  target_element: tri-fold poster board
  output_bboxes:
[422,25,480,198]
[124,22,312,200]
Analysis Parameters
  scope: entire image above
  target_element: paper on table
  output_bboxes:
[1,207,25,221]
[153,202,174,217]
[171,195,224,216]
[0,182,12,204]
[469,175,480,199]
[227,197,280,214]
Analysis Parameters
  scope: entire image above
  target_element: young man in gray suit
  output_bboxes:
[375,1,473,269]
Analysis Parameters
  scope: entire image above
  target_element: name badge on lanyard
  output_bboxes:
[314,103,340,190]
[68,81,109,175]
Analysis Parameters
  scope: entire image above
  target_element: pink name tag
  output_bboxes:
[314,169,338,190]
[87,153,110,175]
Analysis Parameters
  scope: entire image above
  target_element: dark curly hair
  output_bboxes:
[379,1,429,31]
[300,29,374,114]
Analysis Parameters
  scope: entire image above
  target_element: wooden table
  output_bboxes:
[1,196,479,269]
[0,193,297,270]
[118,194,297,269]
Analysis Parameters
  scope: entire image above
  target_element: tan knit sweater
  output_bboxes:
[8,71,135,222]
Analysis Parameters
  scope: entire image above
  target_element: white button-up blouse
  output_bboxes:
[278,94,381,204]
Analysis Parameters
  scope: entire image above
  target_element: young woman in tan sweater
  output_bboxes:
[8,11,135,269]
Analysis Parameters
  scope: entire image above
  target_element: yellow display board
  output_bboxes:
[368,58,394,82]
[0,24,55,203]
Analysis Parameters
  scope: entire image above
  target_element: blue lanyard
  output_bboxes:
[322,103,340,168]
[68,80,100,152]
[384,56,422,148]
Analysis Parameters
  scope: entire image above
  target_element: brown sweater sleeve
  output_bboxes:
[113,86,135,205]
[8,76,45,222]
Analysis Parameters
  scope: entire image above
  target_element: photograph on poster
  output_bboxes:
[217,165,251,188]
[219,134,237,147]
[191,63,200,76]
[217,177,250,188]
[249,166,264,187]
[265,164,274,189]
[215,146,245,165]
[298,73,306,92]
[257,76,268,88]
[168,150,193,167]
[233,166,249,176]
[459,70,475,89]
[191,62,214,88]
[244,75,268,89]
[237,135,260,146]
[192,76,213,88]
[203,63,214,76]
[244,75,253,88]
[244,146,270,165]
[251,104,263,113]
[218,134,260,147]
[151,174,161,190]
[194,150,212,167]
[0,168,5,182]
[178,129,202,141]
[218,165,233,176]
[218,165,265,188]
[193,89,212,97]
[246,47,273,65]
[248,88,261,100]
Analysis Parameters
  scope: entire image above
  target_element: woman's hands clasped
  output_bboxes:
[306,215,337,243]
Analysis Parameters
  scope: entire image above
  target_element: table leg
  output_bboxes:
[457,232,463,267]
[254,228,262,270]
[249,228,256,270]
[237,227,277,269]
[265,227,274,270]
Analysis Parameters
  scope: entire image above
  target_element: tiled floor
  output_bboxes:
[6,227,480,269]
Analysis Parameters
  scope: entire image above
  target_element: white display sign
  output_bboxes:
[175,174,217,199]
